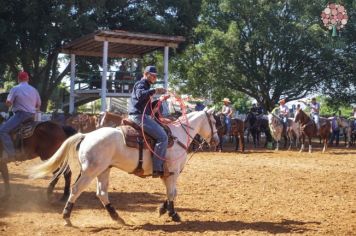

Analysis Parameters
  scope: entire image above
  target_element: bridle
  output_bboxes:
[179,111,217,149]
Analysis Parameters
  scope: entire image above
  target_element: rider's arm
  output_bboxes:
[5,87,16,107]
[5,100,12,107]
[134,83,156,102]
[35,90,41,110]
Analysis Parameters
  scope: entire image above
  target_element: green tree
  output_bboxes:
[0,0,202,111]
[320,0,356,106]
[171,0,354,112]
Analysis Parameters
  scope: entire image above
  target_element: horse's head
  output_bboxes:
[213,112,226,136]
[294,108,308,124]
[245,111,256,125]
[198,108,220,147]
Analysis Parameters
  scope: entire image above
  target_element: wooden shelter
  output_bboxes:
[60,30,185,113]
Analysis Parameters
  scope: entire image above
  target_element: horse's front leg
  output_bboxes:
[240,133,245,152]
[96,168,125,225]
[0,162,10,201]
[322,137,328,153]
[235,135,239,151]
[308,136,312,153]
[275,140,279,151]
[299,135,305,152]
[160,174,181,222]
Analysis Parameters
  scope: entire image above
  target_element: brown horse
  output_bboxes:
[0,120,76,200]
[294,108,331,153]
[215,113,244,152]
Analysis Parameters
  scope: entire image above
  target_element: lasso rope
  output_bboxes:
[140,91,192,163]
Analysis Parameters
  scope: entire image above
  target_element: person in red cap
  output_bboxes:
[0,71,41,163]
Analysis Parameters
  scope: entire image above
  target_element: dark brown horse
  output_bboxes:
[0,120,76,200]
[244,112,272,148]
[294,108,331,153]
[215,113,245,152]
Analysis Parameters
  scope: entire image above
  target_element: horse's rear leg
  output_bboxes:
[96,168,125,225]
[0,162,10,201]
[160,175,181,222]
[47,167,72,202]
[62,167,72,201]
[63,171,98,226]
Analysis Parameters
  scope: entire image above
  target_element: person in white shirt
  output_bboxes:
[278,99,289,128]
[0,71,41,163]
[306,97,321,130]
[222,98,233,135]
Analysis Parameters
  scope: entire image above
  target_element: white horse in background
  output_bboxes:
[29,109,219,226]
[268,113,300,150]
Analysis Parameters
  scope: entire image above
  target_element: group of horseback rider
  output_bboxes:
[278,97,320,132]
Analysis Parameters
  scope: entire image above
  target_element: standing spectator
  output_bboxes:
[329,113,340,146]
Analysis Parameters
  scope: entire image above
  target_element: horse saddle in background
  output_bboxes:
[12,118,41,157]
[120,118,174,150]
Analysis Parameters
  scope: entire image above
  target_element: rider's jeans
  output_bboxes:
[312,113,320,128]
[129,114,168,172]
[0,111,34,157]
[225,117,231,135]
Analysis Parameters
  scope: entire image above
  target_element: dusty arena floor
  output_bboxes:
[0,143,356,235]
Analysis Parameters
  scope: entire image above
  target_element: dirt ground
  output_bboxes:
[0,142,356,236]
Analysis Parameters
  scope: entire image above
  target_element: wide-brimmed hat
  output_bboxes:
[222,98,231,103]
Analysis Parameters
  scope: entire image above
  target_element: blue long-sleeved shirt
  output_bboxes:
[128,78,156,115]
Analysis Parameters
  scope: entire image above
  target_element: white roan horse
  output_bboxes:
[29,109,219,226]
[268,113,301,151]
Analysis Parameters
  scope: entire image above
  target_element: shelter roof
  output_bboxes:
[60,30,185,58]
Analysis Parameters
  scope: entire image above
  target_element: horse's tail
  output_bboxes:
[29,133,85,179]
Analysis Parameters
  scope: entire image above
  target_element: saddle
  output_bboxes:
[119,118,176,178]
[9,117,40,160]
[120,118,174,150]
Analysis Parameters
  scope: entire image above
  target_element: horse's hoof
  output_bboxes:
[64,218,73,227]
[116,216,126,225]
[159,206,167,216]
[171,212,181,222]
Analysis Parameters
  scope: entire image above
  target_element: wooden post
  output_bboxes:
[101,41,108,112]
[69,54,75,114]
[164,46,169,89]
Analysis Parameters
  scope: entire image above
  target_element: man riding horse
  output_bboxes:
[0,71,41,163]
[278,98,290,132]
[128,65,170,178]
[300,97,321,134]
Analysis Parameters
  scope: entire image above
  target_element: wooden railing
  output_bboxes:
[74,71,164,93]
